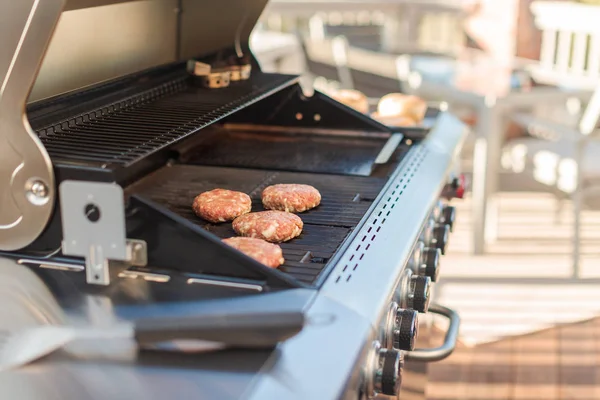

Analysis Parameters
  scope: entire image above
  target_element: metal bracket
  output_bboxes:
[0,0,66,250]
[59,180,147,285]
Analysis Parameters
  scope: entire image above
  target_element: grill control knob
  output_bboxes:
[365,341,404,399]
[374,348,403,397]
[439,205,456,231]
[407,275,431,313]
[431,224,450,255]
[392,309,419,351]
[419,247,441,282]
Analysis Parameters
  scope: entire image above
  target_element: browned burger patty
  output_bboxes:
[232,211,303,243]
[222,237,284,268]
[192,189,251,223]
[262,184,321,213]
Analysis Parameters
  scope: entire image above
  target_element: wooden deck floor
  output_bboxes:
[426,191,600,399]
[427,317,600,400]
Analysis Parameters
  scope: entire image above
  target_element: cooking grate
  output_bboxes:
[36,72,297,169]
[127,165,388,284]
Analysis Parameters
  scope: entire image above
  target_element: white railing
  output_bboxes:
[530,1,600,89]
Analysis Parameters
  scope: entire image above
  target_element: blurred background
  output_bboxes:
[251,0,600,398]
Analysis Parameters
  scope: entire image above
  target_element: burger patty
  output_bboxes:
[192,189,252,223]
[222,237,284,268]
[262,184,321,213]
[232,211,303,243]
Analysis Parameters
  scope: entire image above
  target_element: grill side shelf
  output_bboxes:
[126,195,304,290]
[34,70,299,183]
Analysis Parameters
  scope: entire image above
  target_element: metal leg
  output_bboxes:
[553,195,564,225]
[471,105,504,254]
[472,105,502,254]
[571,140,584,277]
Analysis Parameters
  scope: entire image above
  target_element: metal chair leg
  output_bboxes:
[571,141,584,278]
[553,195,564,225]
[571,188,582,278]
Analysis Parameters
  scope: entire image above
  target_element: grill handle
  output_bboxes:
[404,303,460,362]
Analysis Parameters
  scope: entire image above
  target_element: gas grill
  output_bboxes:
[0,0,467,399]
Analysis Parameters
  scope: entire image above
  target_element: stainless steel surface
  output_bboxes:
[0,323,135,371]
[408,240,425,273]
[59,181,127,285]
[186,278,264,292]
[0,0,62,251]
[126,239,148,268]
[178,0,268,60]
[405,303,460,362]
[30,0,178,102]
[0,106,467,399]
[374,133,404,164]
[319,110,466,319]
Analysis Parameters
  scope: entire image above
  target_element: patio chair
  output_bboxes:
[501,1,600,274]
[504,84,600,274]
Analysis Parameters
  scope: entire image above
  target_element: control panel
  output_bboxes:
[359,173,464,399]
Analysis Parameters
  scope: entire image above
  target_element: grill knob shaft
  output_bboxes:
[431,200,444,222]
[431,224,450,255]
[409,241,425,272]
[374,348,404,397]
[419,247,441,282]
[408,275,431,313]
[439,205,456,231]
[392,309,419,351]
[420,218,435,245]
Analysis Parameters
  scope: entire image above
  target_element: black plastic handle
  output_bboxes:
[134,311,305,349]
[404,303,460,362]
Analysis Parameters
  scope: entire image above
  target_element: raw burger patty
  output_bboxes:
[233,211,303,243]
[222,237,284,268]
[262,184,321,213]
[192,189,251,223]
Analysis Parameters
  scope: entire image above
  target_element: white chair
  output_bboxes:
[505,85,600,275]
[503,1,600,274]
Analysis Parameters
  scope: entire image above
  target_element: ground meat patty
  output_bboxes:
[192,189,251,223]
[261,184,321,213]
[232,211,303,243]
[222,237,284,268]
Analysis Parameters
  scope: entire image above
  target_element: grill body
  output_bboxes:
[0,1,468,399]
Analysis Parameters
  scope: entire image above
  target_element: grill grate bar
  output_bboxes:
[39,72,297,170]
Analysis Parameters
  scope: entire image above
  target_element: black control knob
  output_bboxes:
[431,224,450,255]
[393,309,419,351]
[375,348,403,397]
[408,275,431,313]
[420,247,441,282]
[439,206,456,231]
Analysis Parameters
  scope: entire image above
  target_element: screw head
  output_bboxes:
[31,181,48,198]
[25,179,50,206]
